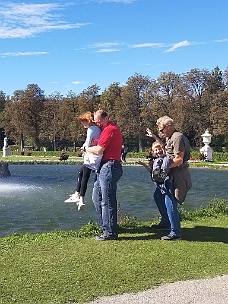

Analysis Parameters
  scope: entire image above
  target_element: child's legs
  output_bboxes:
[164,188,181,237]
[76,165,84,193]
[79,166,92,197]
[153,187,170,227]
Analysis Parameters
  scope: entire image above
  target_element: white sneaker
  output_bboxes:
[64,192,80,203]
[77,197,85,211]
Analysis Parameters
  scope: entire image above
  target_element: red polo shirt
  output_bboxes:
[98,122,122,161]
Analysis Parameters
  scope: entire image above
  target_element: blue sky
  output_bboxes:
[0,0,228,97]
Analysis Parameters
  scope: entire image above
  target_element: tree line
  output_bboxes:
[0,66,227,152]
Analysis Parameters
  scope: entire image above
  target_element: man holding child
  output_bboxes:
[144,116,192,240]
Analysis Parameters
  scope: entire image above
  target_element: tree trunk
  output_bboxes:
[53,135,57,151]
[138,137,144,152]
[20,133,24,150]
[73,141,77,152]
[34,137,40,150]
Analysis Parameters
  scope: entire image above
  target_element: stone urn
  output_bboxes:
[200,129,213,161]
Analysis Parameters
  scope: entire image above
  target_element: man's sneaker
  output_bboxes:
[95,234,118,241]
[64,193,80,203]
[151,224,170,231]
[161,234,181,241]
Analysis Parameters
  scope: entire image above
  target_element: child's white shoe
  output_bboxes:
[64,192,80,203]
[77,197,85,211]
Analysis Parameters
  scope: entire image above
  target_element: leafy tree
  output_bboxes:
[207,66,225,94]
[0,90,6,113]
[182,68,211,145]
[20,84,45,149]
[120,73,151,151]
[59,95,77,140]
[2,90,26,149]
[57,92,82,150]
[183,68,210,98]
[210,91,228,136]
[144,71,182,126]
[41,92,63,151]
[1,67,227,151]
[0,90,7,148]
[77,84,101,114]
[100,82,122,122]
[3,85,45,150]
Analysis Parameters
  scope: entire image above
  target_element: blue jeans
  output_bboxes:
[92,161,123,237]
[153,183,181,237]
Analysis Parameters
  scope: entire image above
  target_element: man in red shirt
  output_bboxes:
[84,110,123,240]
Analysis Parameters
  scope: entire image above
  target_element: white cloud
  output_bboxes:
[91,42,122,48]
[72,81,85,85]
[214,39,228,43]
[90,41,123,52]
[74,47,86,51]
[0,51,48,57]
[95,48,120,52]
[165,40,191,52]
[90,40,180,53]
[0,3,88,38]
[132,42,168,48]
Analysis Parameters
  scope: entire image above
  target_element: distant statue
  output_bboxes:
[3,137,10,157]
[3,137,8,148]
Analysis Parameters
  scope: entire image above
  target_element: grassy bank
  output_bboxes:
[0,149,227,165]
[1,200,228,304]
[0,155,228,169]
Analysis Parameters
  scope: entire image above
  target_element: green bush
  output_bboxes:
[212,152,228,162]
[190,150,228,162]
[76,221,101,238]
[3,149,228,162]
[127,152,147,158]
[179,197,228,221]
[74,198,228,237]
[10,150,83,157]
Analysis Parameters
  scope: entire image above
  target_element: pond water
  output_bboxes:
[0,165,227,237]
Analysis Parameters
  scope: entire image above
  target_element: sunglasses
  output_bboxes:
[159,126,167,133]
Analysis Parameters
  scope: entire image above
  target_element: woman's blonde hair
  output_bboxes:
[78,111,94,123]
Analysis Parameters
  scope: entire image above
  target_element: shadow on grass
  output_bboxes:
[118,225,228,243]
[118,225,164,241]
[181,226,228,243]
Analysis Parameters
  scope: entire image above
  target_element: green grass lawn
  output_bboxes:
[0,158,227,303]
[1,214,228,304]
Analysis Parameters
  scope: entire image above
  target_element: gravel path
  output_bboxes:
[86,275,228,304]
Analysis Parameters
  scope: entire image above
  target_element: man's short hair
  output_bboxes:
[156,116,174,128]
[95,109,108,119]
